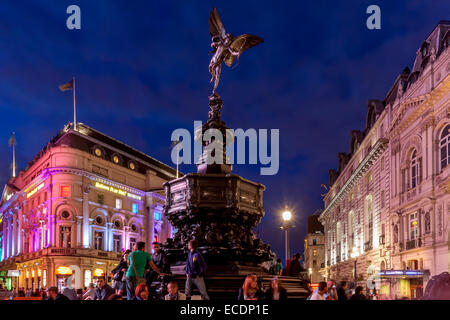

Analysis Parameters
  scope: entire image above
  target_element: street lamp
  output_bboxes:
[350,246,360,283]
[309,267,313,282]
[280,208,294,265]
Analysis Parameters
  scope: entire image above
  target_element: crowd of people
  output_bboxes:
[2,243,399,301]
[307,280,382,300]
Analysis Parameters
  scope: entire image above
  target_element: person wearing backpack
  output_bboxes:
[126,241,164,300]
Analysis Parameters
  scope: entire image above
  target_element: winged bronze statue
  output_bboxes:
[208,7,263,93]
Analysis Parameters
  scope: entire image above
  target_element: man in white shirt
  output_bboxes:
[310,282,328,300]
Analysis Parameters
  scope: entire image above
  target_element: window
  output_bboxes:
[84,270,91,288]
[312,238,317,245]
[154,211,162,221]
[129,162,136,170]
[113,220,122,229]
[61,211,70,219]
[313,249,317,256]
[60,185,70,198]
[132,203,138,214]
[131,224,138,232]
[94,231,104,250]
[115,198,122,209]
[95,216,104,225]
[381,156,385,171]
[113,234,122,252]
[410,213,418,240]
[313,260,317,268]
[440,125,450,170]
[129,237,136,250]
[411,150,418,189]
[94,147,103,157]
[112,155,120,164]
[381,190,385,209]
[97,194,104,205]
[60,226,71,248]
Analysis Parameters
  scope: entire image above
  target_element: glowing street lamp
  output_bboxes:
[280,207,294,264]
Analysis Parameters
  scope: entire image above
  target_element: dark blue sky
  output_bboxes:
[0,0,448,262]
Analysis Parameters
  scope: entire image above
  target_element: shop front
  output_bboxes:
[378,270,429,299]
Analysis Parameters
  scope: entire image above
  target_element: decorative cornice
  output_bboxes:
[320,138,388,221]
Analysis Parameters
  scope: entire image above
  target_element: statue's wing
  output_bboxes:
[209,7,226,38]
[224,34,264,67]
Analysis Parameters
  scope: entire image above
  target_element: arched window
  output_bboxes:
[410,150,418,189]
[440,124,450,170]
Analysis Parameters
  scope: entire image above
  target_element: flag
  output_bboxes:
[170,140,181,149]
[59,79,74,92]
[8,133,16,147]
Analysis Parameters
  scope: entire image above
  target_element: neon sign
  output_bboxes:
[378,270,424,277]
[26,183,45,198]
[55,266,73,276]
[94,182,141,200]
[93,268,105,277]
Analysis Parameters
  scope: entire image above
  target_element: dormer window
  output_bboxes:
[422,46,427,57]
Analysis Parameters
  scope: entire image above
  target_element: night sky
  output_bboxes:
[0,0,449,262]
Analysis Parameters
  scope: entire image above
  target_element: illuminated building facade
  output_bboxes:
[303,213,326,283]
[319,21,450,299]
[0,122,177,290]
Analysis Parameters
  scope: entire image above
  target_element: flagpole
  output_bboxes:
[12,132,16,178]
[73,76,77,131]
[176,143,179,179]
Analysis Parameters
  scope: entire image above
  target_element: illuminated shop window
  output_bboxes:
[132,203,138,214]
[115,198,122,209]
[84,270,91,288]
[61,185,71,198]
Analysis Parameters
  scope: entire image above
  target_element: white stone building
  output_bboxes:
[319,21,450,299]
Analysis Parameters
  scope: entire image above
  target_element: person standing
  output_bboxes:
[185,239,210,300]
[324,280,338,300]
[111,249,131,296]
[275,259,283,276]
[288,254,301,277]
[337,281,348,300]
[165,281,187,300]
[126,241,163,300]
[146,242,169,287]
[350,286,367,300]
[93,276,115,300]
[310,281,328,300]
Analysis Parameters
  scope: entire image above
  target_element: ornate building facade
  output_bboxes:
[0,122,177,290]
[319,21,450,299]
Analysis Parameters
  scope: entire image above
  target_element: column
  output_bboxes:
[145,193,154,246]
[82,185,90,248]
[12,212,17,256]
[124,226,130,251]
[76,216,83,248]
[1,217,6,260]
[7,215,12,258]
[106,222,113,251]
[17,210,22,254]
